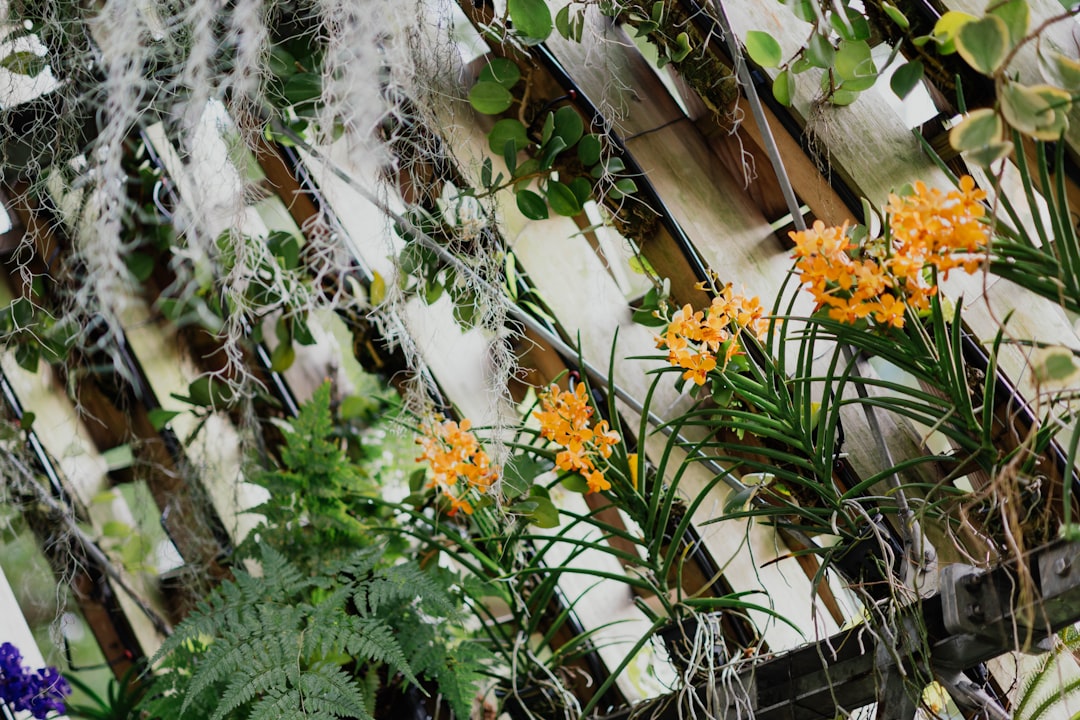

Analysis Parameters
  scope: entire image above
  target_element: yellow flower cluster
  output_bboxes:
[533,383,620,493]
[416,418,499,516]
[790,176,988,328]
[655,285,769,385]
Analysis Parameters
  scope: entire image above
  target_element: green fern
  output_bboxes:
[1013,627,1080,720]
[142,545,412,720]
[142,542,486,720]
[142,387,487,720]
[239,383,379,571]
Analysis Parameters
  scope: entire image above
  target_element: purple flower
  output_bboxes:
[0,643,70,719]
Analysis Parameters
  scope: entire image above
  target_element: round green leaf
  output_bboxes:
[964,141,1014,167]
[773,68,794,106]
[745,30,782,68]
[829,8,870,41]
[671,32,692,62]
[1039,48,1080,90]
[932,11,976,55]
[516,189,549,220]
[553,106,584,148]
[608,178,638,200]
[1037,352,1078,382]
[524,494,560,527]
[786,0,818,23]
[834,39,876,90]
[508,0,553,42]
[989,0,1029,47]
[569,176,592,205]
[488,118,528,154]
[270,341,296,372]
[949,109,1002,152]
[829,87,860,106]
[503,454,550,498]
[469,80,514,115]
[955,15,1010,75]
[889,60,924,99]
[268,45,297,77]
[806,33,836,69]
[559,474,590,493]
[546,182,583,217]
[1001,82,1070,139]
[578,134,602,166]
[555,5,572,40]
[478,58,521,89]
[125,252,155,282]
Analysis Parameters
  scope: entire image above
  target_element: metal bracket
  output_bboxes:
[936,563,1014,669]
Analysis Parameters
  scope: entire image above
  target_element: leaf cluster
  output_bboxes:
[468,57,637,215]
[142,543,482,720]
[238,383,386,572]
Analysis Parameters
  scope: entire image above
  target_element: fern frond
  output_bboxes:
[211,665,293,720]
[246,688,303,720]
[432,639,491,720]
[298,665,372,720]
[1027,677,1080,720]
[346,616,419,686]
[182,633,294,717]
[1015,628,1080,720]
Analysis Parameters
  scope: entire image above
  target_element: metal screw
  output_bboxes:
[1054,556,1072,577]
[967,603,985,623]
[963,572,984,590]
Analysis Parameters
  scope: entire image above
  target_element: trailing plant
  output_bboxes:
[142,542,485,720]
[744,0,1077,117]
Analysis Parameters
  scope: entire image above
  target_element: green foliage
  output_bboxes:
[1013,627,1080,720]
[507,0,553,43]
[239,383,379,570]
[745,31,782,68]
[986,140,1080,316]
[65,662,149,720]
[143,544,463,720]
